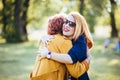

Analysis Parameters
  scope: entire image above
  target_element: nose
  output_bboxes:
[65,23,70,28]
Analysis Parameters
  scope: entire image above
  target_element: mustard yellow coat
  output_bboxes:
[30,34,89,80]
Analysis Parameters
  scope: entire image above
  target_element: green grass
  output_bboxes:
[0,38,120,80]
[88,38,120,80]
[0,41,38,80]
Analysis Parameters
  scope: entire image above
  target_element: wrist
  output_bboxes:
[46,52,51,59]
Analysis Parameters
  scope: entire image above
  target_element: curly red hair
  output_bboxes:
[47,14,65,35]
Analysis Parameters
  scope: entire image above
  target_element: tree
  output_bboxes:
[2,0,20,43]
[84,0,119,37]
[78,0,105,33]
[14,0,29,42]
[79,0,84,15]
[108,0,118,37]
[1,0,29,43]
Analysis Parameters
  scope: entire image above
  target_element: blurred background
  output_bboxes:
[0,0,120,80]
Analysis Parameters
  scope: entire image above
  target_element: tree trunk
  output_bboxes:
[14,0,29,41]
[109,11,118,37]
[109,0,118,37]
[2,0,21,43]
[14,0,23,42]
[2,0,7,34]
[22,0,30,41]
[79,0,84,15]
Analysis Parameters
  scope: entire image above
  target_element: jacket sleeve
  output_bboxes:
[60,39,89,78]
[68,35,87,63]
[65,60,89,78]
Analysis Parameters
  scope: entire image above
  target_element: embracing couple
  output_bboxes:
[30,11,93,80]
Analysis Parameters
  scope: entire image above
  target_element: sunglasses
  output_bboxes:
[64,18,76,27]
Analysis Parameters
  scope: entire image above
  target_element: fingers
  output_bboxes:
[87,50,91,57]
[49,35,54,39]
[41,35,55,43]
[38,57,44,60]
[40,35,55,47]
[36,52,44,60]
[37,53,41,57]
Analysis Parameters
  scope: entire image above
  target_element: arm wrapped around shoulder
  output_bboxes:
[65,60,89,78]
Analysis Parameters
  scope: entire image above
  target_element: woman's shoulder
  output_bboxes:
[76,35,86,42]
[55,34,70,41]
[54,34,72,45]
[78,34,85,39]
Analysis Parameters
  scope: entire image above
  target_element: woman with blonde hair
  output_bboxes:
[30,13,91,80]
[67,12,93,80]
[39,12,93,80]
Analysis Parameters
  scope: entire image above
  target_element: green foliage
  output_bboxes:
[2,25,22,43]
[1,0,22,43]
[1,0,120,43]
[82,0,108,33]
[28,0,60,29]
[27,0,78,29]
[1,0,29,43]
[115,8,120,32]
[84,9,97,33]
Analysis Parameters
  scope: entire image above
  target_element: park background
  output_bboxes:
[0,0,120,80]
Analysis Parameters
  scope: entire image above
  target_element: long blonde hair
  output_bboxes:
[69,12,93,49]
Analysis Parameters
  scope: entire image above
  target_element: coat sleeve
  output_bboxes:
[65,60,89,78]
[60,39,89,78]
[68,35,87,63]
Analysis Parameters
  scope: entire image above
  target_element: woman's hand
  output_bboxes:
[37,47,49,58]
[86,49,92,64]
[41,35,54,45]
